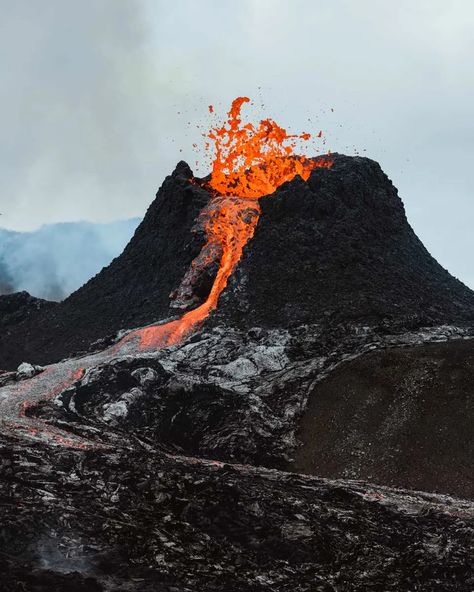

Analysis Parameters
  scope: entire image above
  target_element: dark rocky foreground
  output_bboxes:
[1,437,474,592]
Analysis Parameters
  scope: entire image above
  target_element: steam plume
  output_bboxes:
[0,219,140,301]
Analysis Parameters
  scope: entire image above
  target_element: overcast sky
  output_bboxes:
[1,0,472,287]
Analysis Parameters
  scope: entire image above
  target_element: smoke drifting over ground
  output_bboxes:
[0,219,140,301]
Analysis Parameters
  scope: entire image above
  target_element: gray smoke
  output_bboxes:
[35,532,96,575]
[0,219,140,301]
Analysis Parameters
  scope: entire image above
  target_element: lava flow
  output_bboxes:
[0,97,331,449]
[123,97,331,351]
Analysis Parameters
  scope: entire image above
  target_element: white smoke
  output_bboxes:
[0,219,140,301]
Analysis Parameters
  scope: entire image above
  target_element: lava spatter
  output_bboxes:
[207,97,331,199]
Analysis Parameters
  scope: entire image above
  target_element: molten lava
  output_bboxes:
[122,97,331,351]
[138,196,259,349]
[207,96,331,198]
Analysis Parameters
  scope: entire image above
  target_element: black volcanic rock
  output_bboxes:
[31,322,474,497]
[0,291,57,334]
[292,337,474,498]
[0,162,211,369]
[1,438,473,592]
[216,154,474,329]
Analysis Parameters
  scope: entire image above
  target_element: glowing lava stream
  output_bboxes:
[121,96,331,350]
[122,195,261,350]
[0,97,331,448]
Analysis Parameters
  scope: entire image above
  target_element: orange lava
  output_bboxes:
[3,101,331,450]
[207,96,331,198]
[138,196,259,348]
[122,98,331,350]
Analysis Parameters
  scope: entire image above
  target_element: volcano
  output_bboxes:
[1,99,473,591]
[1,98,473,369]
[1,153,473,370]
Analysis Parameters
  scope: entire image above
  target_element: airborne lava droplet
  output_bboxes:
[123,97,331,350]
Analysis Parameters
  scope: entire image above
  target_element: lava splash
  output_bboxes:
[207,96,331,198]
[123,97,331,351]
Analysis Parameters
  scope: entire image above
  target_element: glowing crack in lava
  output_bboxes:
[123,97,331,350]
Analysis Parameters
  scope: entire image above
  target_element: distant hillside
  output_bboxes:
[0,218,141,301]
